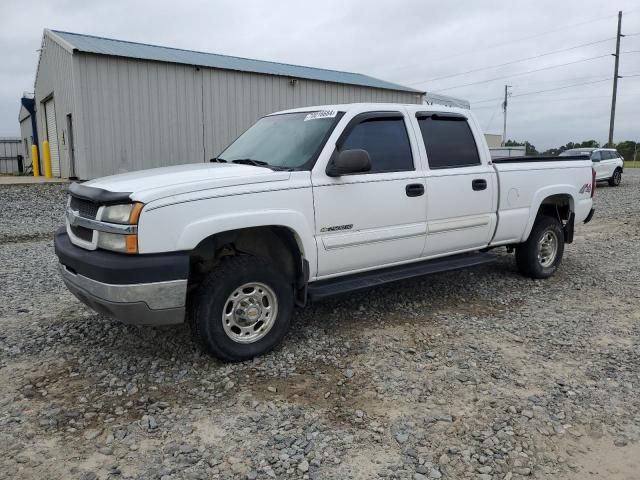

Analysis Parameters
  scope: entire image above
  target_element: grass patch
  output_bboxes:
[624,161,640,168]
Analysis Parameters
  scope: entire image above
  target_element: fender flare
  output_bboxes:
[521,185,577,242]
[176,209,317,277]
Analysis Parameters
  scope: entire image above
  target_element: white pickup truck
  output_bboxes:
[55,103,595,361]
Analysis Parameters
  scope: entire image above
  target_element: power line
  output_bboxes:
[511,74,616,88]
[471,77,612,104]
[472,95,613,110]
[471,72,640,106]
[417,12,623,65]
[410,37,615,85]
[483,103,503,130]
[433,54,611,92]
[621,50,640,54]
[512,78,614,98]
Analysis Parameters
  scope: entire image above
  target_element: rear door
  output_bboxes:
[591,150,606,179]
[415,112,497,257]
[600,150,617,178]
[312,111,427,277]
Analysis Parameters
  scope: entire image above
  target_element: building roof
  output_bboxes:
[48,30,424,95]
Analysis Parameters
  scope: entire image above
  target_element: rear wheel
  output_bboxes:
[608,168,622,187]
[515,215,565,279]
[189,256,293,362]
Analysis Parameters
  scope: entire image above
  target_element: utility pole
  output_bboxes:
[608,10,623,147]
[502,85,511,147]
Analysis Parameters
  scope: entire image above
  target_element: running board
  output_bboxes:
[308,252,497,302]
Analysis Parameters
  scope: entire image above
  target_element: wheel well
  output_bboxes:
[537,194,573,221]
[188,226,305,290]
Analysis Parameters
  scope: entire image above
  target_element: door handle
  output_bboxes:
[472,179,487,191]
[406,183,425,197]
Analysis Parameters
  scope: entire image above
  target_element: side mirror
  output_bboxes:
[326,149,371,177]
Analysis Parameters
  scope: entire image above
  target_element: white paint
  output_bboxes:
[66,103,594,284]
[591,149,623,180]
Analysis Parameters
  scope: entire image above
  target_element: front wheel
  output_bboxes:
[515,216,565,279]
[608,168,622,187]
[188,256,293,362]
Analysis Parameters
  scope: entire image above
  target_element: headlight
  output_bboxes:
[101,202,144,224]
[97,202,143,253]
[97,232,138,254]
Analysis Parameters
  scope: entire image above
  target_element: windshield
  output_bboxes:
[559,149,593,157]
[217,111,342,169]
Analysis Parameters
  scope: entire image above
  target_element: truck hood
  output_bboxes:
[84,163,291,203]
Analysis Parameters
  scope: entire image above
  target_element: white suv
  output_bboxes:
[560,148,624,186]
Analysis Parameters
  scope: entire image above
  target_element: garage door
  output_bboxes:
[44,98,61,177]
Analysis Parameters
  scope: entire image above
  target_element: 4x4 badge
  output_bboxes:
[579,184,592,194]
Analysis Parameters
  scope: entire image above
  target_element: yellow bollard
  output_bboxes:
[31,144,40,177]
[43,140,53,178]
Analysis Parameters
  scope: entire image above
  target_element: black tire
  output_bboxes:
[515,215,565,279]
[608,168,622,187]
[188,255,293,362]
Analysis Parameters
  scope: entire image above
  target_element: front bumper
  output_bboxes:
[55,229,189,326]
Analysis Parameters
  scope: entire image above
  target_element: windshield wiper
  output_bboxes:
[209,157,227,163]
[231,158,270,167]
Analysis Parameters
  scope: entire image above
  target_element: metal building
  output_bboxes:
[29,29,424,179]
[0,138,24,174]
[19,99,35,170]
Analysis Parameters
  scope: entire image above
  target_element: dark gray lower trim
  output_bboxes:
[584,208,595,224]
[55,228,189,284]
[308,252,496,301]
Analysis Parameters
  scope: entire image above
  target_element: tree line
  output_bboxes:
[503,139,638,160]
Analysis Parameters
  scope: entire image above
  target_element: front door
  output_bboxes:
[416,112,497,257]
[312,112,427,278]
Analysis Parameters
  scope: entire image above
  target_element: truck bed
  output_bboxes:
[492,155,590,164]
[490,157,594,246]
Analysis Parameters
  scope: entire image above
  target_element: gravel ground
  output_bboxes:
[1,172,639,480]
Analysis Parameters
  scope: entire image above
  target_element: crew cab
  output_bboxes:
[55,103,595,361]
[560,147,624,186]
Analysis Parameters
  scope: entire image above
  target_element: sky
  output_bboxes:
[1,0,639,150]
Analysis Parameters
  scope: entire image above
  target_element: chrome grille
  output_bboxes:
[70,196,99,219]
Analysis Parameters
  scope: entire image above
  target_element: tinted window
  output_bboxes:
[591,151,602,161]
[559,149,592,157]
[218,111,341,169]
[603,151,615,159]
[340,117,413,172]
[418,117,481,169]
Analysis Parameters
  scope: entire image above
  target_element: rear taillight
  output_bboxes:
[591,167,596,198]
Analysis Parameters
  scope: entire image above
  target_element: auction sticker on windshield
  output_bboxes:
[304,110,338,121]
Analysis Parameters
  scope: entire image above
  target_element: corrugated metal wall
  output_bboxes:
[75,55,204,178]
[0,138,23,174]
[201,69,420,160]
[34,34,76,177]
[36,33,422,179]
[19,105,34,168]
